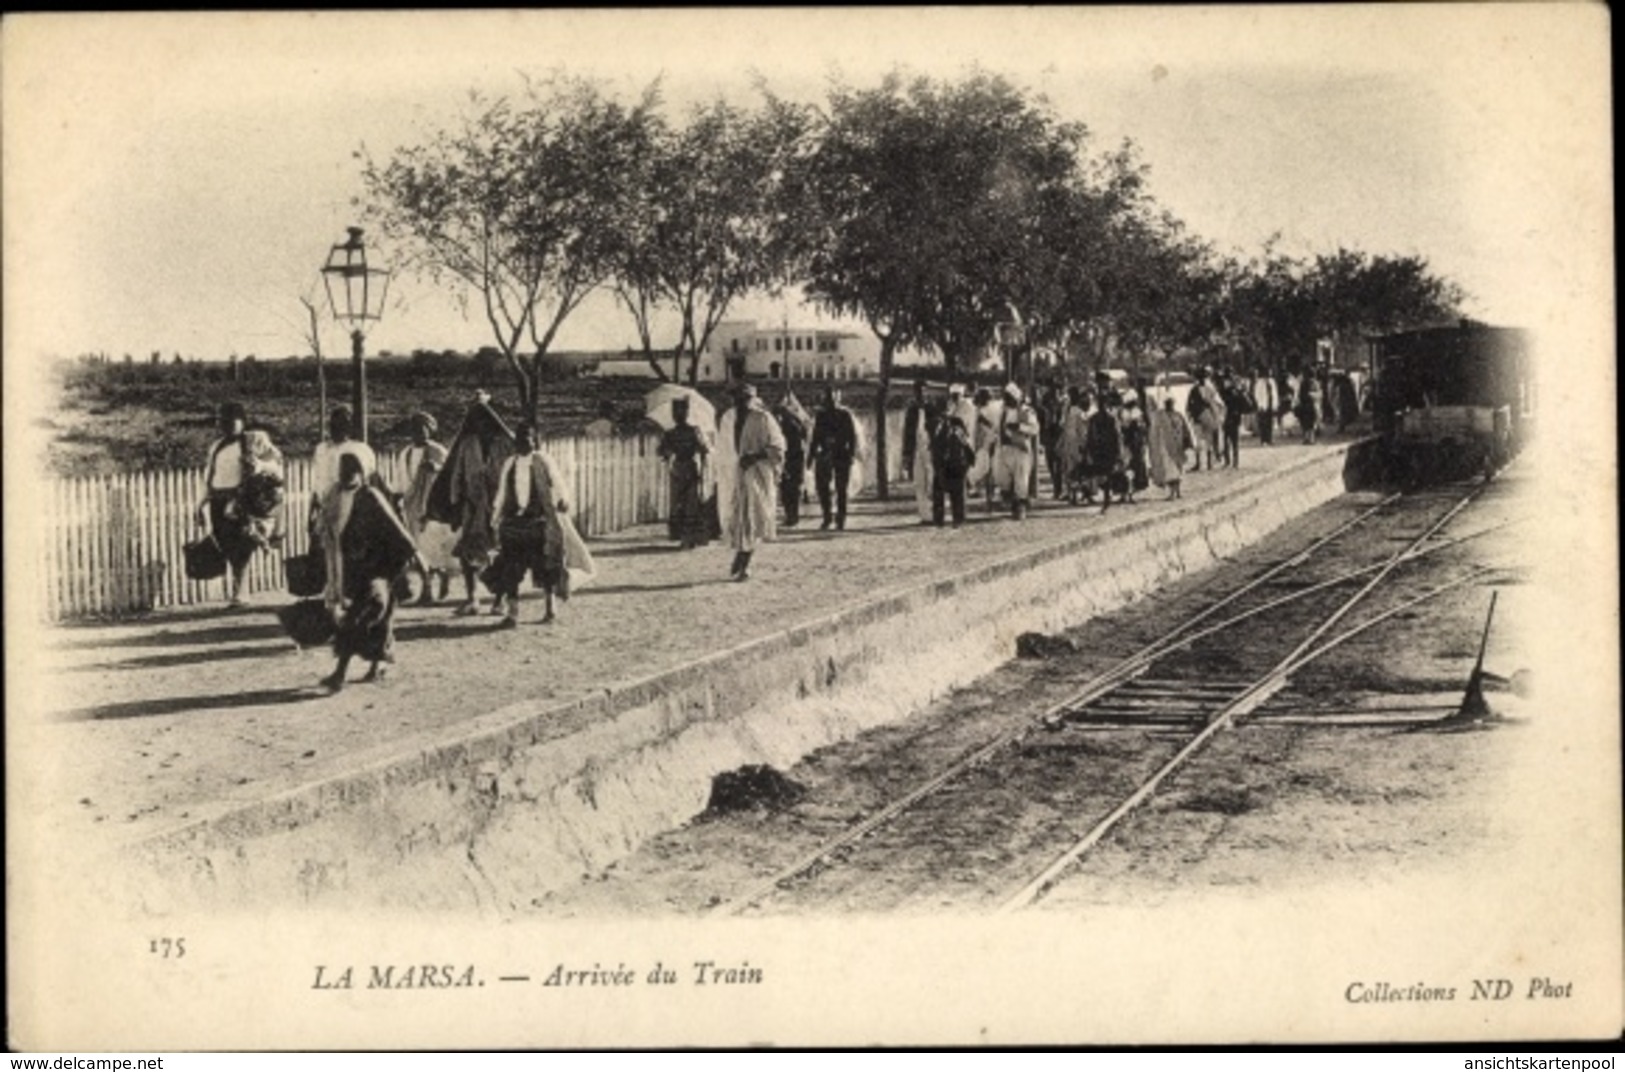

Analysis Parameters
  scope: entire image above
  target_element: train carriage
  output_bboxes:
[1369,319,1532,485]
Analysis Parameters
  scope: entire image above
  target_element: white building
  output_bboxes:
[693,320,757,383]
[691,321,882,383]
[743,325,880,381]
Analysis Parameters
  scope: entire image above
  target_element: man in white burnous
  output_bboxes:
[715,383,786,581]
[991,383,1041,520]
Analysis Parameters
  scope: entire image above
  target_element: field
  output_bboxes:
[36,357,969,479]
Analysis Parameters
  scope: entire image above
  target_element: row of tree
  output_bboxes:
[361,70,1463,495]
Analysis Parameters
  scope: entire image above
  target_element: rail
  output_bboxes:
[710,492,1415,917]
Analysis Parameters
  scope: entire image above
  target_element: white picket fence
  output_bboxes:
[38,412,907,622]
[39,433,670,622]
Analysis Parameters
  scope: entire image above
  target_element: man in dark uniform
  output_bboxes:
[808,384,858,531]
[772,394,808,527]
[930,406,975,528]
[1037,382,1067,500]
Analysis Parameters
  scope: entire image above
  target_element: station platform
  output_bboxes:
[18,436,1371,912]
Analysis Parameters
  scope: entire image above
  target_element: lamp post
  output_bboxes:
[995,304,1027,386]
[320,226,391,444]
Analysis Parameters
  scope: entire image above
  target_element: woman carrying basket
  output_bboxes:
[194,402,280,607]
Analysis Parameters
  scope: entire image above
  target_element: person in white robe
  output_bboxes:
[902,381,936,524]
[1148,396,1195,499]
[991,383,1041,519]
[968,388,1003,510]
[1185,368,1226,471]
[311,405,379,610]
[1058,387,1091,505]
[486,424,595,626]
[393,412,458,603]
[1251,367,1280,445]
[719,383,786,580]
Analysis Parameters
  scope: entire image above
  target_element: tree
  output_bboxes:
[362,75,660,419]
[1007,138,1231,383]
[606,86,672,382]
[1310,249,1465,361]
[612,90,813,385]
[1222,245,1465,373]
[1219,243,1320,372]
[801,70,1087,498]
[1107,214,1228,376]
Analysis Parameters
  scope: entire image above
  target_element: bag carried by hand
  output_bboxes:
[276,598,336,648]
[284,551,326,597]
[183,535,228,581]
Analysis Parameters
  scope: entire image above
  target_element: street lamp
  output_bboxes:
[320,226,391,444]
[994,306,1027,385]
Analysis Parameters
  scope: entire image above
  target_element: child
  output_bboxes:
[237,429,286,549]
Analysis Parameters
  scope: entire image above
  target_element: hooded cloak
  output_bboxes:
[427,400,515,565]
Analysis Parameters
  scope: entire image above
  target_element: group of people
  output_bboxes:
[196,394,597,691]
[906,373,1198,521]
[390,397,596,636]
[657,382,868,579]
[1194,362,1363,454]
[656,362,1358,574]
[1132,363,1336,475]
[195,364,1349,688]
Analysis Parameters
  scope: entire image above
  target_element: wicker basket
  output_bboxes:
[283,552,326,597]
[182,536,227,581]
[275,599,336,648]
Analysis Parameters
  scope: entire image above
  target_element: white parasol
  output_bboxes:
[644,383,717,433]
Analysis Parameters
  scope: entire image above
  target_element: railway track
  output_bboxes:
[710,484,1518,916]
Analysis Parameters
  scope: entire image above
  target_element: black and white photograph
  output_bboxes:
[4,7,1617,1050]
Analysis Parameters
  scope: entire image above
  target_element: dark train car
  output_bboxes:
[1369,319,1533,484]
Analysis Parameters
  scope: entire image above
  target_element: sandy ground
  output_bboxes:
[21,438,1351,858]
[532,475,1531,917]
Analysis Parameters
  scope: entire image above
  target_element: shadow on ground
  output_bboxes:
[57,686,328,722]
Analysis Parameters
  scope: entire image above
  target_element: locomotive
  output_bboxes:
[1369,319,1533,485]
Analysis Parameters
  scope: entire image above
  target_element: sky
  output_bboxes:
[2,7,1611,366]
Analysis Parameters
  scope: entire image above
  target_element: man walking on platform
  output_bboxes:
[902,379,937,525]
[1218,370,1252,468]
[1251,366,1280,445]
[429,392,514,617]
[808,385,858,531]
[1186,368,1226,471]
[772,393,809,528]
[992,383,1041,520]
[719,383,786,580]
[1038,383,1067,500]
[394,412,456,604]
[1297,370,1324,445]
[930,408,975,528]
